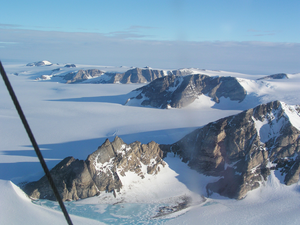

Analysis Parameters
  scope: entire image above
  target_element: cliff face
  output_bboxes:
[118,67,165,84]
[24,137,165,201]
[162,101,300,199]
[23,157,98,201]
[125,74,247,108]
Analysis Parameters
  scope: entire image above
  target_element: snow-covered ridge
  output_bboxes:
[26,60,53,66]
[253,101,300,143]
[281,101,300,130]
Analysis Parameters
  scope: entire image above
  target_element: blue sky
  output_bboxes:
[1,0,300,74]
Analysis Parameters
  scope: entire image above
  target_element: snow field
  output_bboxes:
[1,62,300,224]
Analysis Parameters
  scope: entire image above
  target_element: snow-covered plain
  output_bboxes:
[1,62,300,224]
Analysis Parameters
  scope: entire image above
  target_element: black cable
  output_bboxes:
[0,61,73,225]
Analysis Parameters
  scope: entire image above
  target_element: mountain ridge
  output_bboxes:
[163,100,300,198]
[125,74,247,108]
[22,100,300,201]
[24,137,165,201]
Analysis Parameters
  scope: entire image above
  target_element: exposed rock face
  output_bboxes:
[257,73,288,80]
[65,69,105,84]
[38,66,205,84]
[86,137,165,193]
[126,74,247,108]
[23,157,98,201]
[24,137,166,201]
[162,101,300,199]
[64,64,76,68]
[63,67,166,84]
[117,67,165,84]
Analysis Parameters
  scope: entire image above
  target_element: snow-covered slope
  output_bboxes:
[1,62,300,224]
[0,180,104,225]
[26,60,53,66]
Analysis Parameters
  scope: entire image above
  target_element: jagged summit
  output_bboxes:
[24,136,165,201]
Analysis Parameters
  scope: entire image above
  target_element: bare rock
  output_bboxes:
[24,137,165,201]
[257,73,288,80]
[23,157,98,201]
[126,74,247,108]
[163,101,300,199]
[65,69,104,83]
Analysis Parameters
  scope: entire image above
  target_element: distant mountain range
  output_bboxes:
[57,67,200,84]
[28,61,293,109]
[23,101,300,201]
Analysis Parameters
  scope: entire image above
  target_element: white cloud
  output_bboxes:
[247,29,278,37]
[0,28,299,75]
[104,25,157,40]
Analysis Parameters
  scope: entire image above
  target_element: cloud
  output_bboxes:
[0,28,299,75]
[126,25,155,31]
[0,41,18,44]
[105,25,156,39]
[247,29,277,37]
[0,23,22,29]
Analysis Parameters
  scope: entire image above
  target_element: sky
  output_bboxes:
[0,0,300,74]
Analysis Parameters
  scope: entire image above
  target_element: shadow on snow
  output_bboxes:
[1,127,198,182]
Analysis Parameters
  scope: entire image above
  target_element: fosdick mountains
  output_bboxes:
[22,60,300,201]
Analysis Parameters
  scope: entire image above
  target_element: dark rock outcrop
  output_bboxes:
[24,137,165,201]
[118,67,165,84]
[162,101,300,199]
[64,64,76,68]
[23,157,98,201]
[257,73,288,80]
[126,74,247,108]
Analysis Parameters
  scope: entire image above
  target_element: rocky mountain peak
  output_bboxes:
[65,69,105,84]
[126,74,247,108]
[24,136,166,201]
[117,67,165,84]
[162,100,300,199]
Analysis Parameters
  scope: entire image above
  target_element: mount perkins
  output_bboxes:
[23,101,300,201]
